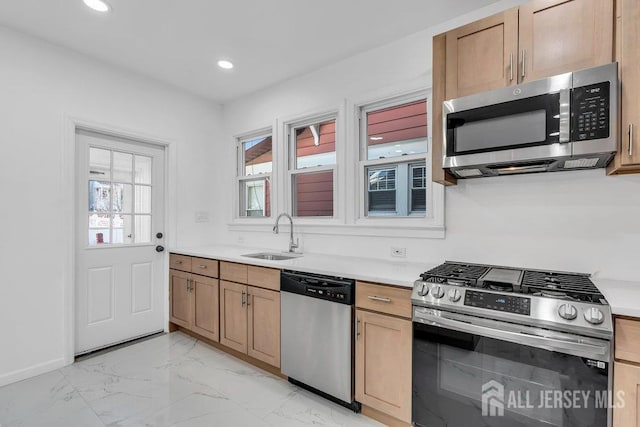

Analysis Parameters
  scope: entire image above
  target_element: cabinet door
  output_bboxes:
[219,280,248,353]
[355,310,412,423]
[445,8,518,99]
[169,269,191,328]
[247,286,281,368]
[619,0,640,166]
[191,274,219,342]
[613,362,640,426]
[518,0,614,82]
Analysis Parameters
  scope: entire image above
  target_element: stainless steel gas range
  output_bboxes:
[411,261,613,427]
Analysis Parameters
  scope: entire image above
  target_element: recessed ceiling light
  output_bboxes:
[83,0,110,12]
[370,136,383,141]
[217,60,234,70]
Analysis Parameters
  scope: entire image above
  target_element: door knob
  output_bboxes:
[156,232,163,239]
[155,245,165,253]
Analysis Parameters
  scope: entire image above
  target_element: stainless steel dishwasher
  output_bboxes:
[280,270,360,411]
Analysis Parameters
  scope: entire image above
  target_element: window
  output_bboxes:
[360,97,428,217]
[288,117,336,217]
[87,147,152,245]
[237,132,272,217]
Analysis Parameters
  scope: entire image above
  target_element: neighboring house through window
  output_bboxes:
[237,132,272,217]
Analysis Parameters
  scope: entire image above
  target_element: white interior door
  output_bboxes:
[75,129,166,355]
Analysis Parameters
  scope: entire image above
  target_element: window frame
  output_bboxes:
[235,127,274,220]
[284,110,341,222]
[354,89,443,230]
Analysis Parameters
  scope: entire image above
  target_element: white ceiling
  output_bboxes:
[0,0,499,103]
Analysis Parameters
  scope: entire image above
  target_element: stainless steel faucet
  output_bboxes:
[273,213,299,253]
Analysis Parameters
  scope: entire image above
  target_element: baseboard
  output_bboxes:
[0,357,67,388]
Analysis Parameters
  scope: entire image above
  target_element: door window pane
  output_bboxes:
[134,215,151,243]
[295,120,336,169]
[88,214,110,245]
[111,214,133,244]
[366,100,427,160]
[89,181,111,212]
[293,171,333,217]
[243,136,273,175]
[134,155,152,184]
[113,151,133,182]
[89,148,111,180]
[134,185,151,214]
[239,178,271,217]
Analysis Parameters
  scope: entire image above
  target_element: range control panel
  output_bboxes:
[571,81,610,141]
[464,290,531,315]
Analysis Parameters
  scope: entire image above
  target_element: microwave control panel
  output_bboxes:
[571,82,610,141]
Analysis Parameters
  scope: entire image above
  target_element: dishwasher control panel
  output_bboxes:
[281,270,355,305]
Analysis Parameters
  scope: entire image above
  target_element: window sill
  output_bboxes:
[228,219,445,239]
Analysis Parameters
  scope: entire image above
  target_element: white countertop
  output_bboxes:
[170,245,640,317]
[593,278,640,318]
[170,245,431,288]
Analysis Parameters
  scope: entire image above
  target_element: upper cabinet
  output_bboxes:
[519,0,614,82]
[433,0,616,185]
[445,8,518,99]
[608,0,640,173]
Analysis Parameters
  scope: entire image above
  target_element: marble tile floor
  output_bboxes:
[0,332,382,427]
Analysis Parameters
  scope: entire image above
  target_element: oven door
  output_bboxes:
[443,72,572,170]
[412,308,611,427]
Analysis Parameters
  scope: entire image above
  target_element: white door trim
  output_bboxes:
[62,115,177,365]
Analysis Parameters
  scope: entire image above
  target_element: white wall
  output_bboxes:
[220,0,640,281]
[0,25,222,385]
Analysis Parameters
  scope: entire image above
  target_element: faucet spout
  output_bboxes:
[273,213,299,253]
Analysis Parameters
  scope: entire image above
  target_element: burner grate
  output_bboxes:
[422,262,489,281]
[521,271,603,301]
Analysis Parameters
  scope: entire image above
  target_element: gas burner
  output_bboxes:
[532,290,578,301]
[486,283,514,292]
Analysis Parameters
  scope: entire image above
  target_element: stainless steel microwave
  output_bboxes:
[443,62,618,178]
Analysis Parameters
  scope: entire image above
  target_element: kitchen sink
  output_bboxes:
[242,252,302,261]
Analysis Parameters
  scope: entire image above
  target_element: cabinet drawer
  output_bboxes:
[220,261,248,284]
[191,257,219,278]
[170,254,192,272]
[615,318,640,364]
[247,265,280,291]
[356,281,412,319]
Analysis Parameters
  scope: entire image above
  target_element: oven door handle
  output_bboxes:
[414,310,610,361]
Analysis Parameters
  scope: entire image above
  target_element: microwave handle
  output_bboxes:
[559,88,571,143]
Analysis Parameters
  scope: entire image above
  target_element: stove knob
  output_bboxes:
[557,303,577,320]
[448,289,462,302]
[432,286,445,299]
[583,307,605,325]
[417,282,429,297]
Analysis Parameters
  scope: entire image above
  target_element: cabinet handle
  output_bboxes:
[509,53,513,81]
[176,260,183,264]
[521,50,526,79]
[356,318,361,339]
[367,295,392,303]
[247,293,251,306]
[630,124,634,157]
[198,265,207,269]
[241,291,246,306]
[190,278,194,292]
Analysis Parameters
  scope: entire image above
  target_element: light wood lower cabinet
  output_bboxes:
[613,361,640,426]
[220,280,249,353]
[219,280,281,368]
[169,269,191,328]
[247,286,281,367]
[190,274,220,342]
[356,309,412,423]
[169,269,220,342]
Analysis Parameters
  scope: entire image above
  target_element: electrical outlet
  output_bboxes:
[391,247,406,258]
[195,212,210,223]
